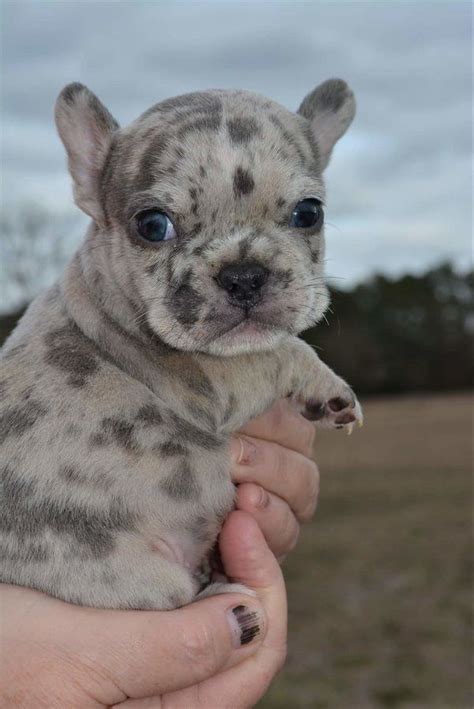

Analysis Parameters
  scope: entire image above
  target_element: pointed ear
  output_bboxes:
[298,79,355,171]
[55,82,119,222]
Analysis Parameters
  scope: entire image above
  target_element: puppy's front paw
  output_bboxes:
[303,385,363,434]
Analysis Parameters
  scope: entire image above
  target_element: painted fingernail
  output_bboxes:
[228,605,261,647]
[231,436,258,465]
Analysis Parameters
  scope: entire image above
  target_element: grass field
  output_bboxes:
[260,392,472,709]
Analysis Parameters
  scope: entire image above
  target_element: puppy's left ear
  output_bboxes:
[298,79,355,171]
[55,82,119,222]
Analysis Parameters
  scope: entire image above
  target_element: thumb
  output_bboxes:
[75,591,266,702]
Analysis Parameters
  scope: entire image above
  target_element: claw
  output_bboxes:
[347,423,354,436]
[358,418,364,428]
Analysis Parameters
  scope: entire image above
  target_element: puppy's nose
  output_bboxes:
[216,261,269,307]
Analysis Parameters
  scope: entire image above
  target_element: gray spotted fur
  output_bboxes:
[0,80,361,609]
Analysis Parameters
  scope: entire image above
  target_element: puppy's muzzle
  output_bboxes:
[216,261,269,309]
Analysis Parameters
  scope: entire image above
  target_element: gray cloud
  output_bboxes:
[1,0,471,310]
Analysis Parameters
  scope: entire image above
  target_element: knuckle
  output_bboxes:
[299,463,320,522]
[179,623,220,674]
[281,512,300,553]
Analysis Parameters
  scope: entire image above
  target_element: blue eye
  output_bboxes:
[135,210,176,242]
[289,198,324,229]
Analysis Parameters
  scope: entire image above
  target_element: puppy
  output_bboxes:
[0,80,362,609]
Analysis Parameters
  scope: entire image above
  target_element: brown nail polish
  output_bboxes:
[232,604,261,645]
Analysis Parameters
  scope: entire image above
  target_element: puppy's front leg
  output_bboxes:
[195,336,362,435]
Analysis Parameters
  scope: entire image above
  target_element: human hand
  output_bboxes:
[1,512,286,708]
[231,398,320,560]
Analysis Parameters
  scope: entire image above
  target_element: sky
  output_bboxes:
[1,0,472,312]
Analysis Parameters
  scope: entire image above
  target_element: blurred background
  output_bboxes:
[1,1,472,706]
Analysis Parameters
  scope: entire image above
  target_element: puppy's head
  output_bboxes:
[56,80,355,355]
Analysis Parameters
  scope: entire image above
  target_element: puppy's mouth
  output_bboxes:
[202,305,287,343]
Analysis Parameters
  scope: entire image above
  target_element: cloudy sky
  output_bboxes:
[1,0,471,311]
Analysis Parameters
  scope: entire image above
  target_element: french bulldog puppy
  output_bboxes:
[0,80,362,609]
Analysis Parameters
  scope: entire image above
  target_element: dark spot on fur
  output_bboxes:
[177,113,222,140]
[188,403,216,430]
[0,400,48,442]
[168,412,223,450]
[233,167,255,197]
[192,243,207,257]
[182,366,216,399]
[274,268,293,289]
[1,466,135,558]
[58,464,114,491]
[227,116,261,145]
[268,114,307,165]
[136,404,163,426]
[238,236,253,261]
[158,441,187,457]
[190,514,214,543]
[133,132,170,195]
[300,122,320,171]
[199,165,207,178]
[169,270,204,327]
[301,79,350,116]
[221,393,237,426]
[276,197,286,208]
[91,417,139,452]
[146,261,160,276]
[141,92,222,120]
[60,82,84,106]
[58,464,81,483]
[44,323,100,387]
[188,221,203,239]
[160,459,200,500]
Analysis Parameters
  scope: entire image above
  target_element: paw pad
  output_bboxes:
[303,390,363,432]
[303,400,326,421]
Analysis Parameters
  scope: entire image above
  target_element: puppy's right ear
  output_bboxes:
[55,83,119,222]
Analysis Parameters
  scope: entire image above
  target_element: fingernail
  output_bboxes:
[252,485,270,509]
[228,605,261,648]
[230,436,258,466]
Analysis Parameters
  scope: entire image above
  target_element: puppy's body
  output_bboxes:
[0,82,362,609]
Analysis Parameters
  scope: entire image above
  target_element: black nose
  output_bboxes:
[216,261,269,307]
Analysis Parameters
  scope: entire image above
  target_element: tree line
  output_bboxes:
[303,262,473,394]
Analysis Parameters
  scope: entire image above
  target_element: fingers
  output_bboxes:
[238,398,315,457]
[161,512,288,708]
[235,483,300,560]
[231,435,320,523]
[1,581,267,707]
[80,589,266,702]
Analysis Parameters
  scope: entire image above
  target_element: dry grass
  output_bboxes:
[260,392,472,708]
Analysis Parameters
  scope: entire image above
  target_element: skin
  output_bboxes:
[0,400,319,708]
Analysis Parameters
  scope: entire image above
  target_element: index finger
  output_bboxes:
[239,398,315,457]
